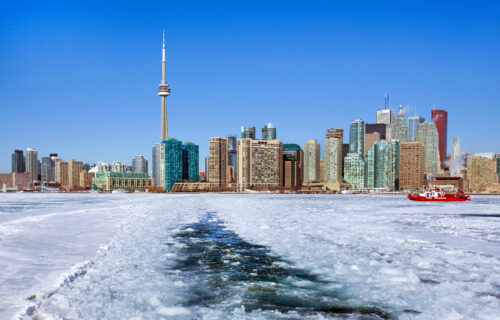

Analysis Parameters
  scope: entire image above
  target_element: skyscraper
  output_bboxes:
[41,157,52,183]
[227,135,237,182]
[283,144,303,189]
[163,138,183,191]
[349,119,365,156]
[452,136,460,161]
[365,140,387,188]
[209,137,228,190]
[364,132,380,157]
[11,150,25,173]
[241,126,256,139]
[182,142,199,181]
[344,153,365,189]
[237,139,282,191]
[365,123,386,140]
[152,143,165,188]
[132,155,148,174]
[431,109,448,169]
[324,129,343,182]
[376,109,393,125]
[386,140,400,190]
[466,155,496,191]
[262,123,277,140]
[25,148,38,182]
[68,159,83,187]
[392,106,409,142]
[158,31,171,141]
[408,116,425,141]
[56,161,69,187]
[303,139,320,182]
[416,122,439,177]
[399,142,424,190]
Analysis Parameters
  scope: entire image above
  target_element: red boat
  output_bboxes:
[408,188,470,202]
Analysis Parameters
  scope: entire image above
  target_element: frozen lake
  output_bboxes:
[0,193,499,319]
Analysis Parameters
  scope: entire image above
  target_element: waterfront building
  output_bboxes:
[386,140,400,190]
[364,132,380,157]
[324,129,343,182]
[56,161,69,187]
[204,156,209,181]
[68,160,83,187]
[349,119,365,156]
[92,172,152,191]
[158,31,171,141]
[344,153,365,189]
[182,142,199,182]
[392,106,409,142]
[227,135,237,183]
[365,123,386,140]
[431,109,448,169]
[408,116,425,141]
[303,139,320,182]
[262,123,277,140]
[365,140,388,188]
[209,137,228,190]
[25,148,38,182]
[466,155,497,191]
[416,122,440,178]
[11,150,25,173]
[342,143,349,177]
[83,162,96,172]
[50,154,59,182]
[319,159,325,182]
[152,143,164,188]
[79,170,95,188]
[237,139,282,191]
[283,144,303,189]
[0,172,30,191]
[241,126,256,139]
[453,136,460,161]
[399,141,425,190]
[163,138,183,191]
[41,157,52,183]
[132,155,148,174]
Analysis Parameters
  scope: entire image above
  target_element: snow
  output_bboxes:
[0,193,499,319]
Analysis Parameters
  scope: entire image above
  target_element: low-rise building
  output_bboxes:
[92,172,152,191]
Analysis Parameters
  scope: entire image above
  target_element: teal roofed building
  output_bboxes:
[182,142,199,182]
[344,153,365,189]
[92,172,152,191]
[163,138,183,191]
[365,140,388,188]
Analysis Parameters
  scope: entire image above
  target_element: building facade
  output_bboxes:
[408,116,425,141]
[365,123,386,140]
[364,132,380,157]
[241,126,256,139]
[349,119,365,156]
[182,142,199,182]
[324,129,343,182]
[56,161,69,188]
[11,150,25,173]
[392,108,409,142]
[25,148,38,183]
[262,123,277,140]
[163,139,183,191]
[41,157,52,183]
[209,137,228,190]
[344,153,365,189]
[466,155,497,191]
[68,159,83,187]
[152,143,164,188]
[303,139,320,182]
[283,144,303,189]
[431,109,448,169]
[452,136,460,161]
[237,139,282,191]
[132,155,148,174]
[227,135,237,183]
[416,122,440,178]
[92,172,152,191]
[399,142,425,190]
[376,108,393,125]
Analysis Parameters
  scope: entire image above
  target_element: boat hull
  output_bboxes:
[408,194,470,202]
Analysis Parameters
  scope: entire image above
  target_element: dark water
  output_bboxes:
[171,213,394,319]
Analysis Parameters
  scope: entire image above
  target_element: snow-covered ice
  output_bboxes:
[0,193,499,319]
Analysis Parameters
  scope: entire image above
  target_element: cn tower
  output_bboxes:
[158,31,171,140]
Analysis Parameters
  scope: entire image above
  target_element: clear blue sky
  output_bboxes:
[1,0,499,172]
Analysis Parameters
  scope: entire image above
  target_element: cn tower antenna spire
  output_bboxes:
[158,29,170,140]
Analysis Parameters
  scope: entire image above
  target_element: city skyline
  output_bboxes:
[2,1,500,172]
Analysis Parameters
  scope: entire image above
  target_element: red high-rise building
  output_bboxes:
[431,109,448,169]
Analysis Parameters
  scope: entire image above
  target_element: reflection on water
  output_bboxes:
[173,213,393,319]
